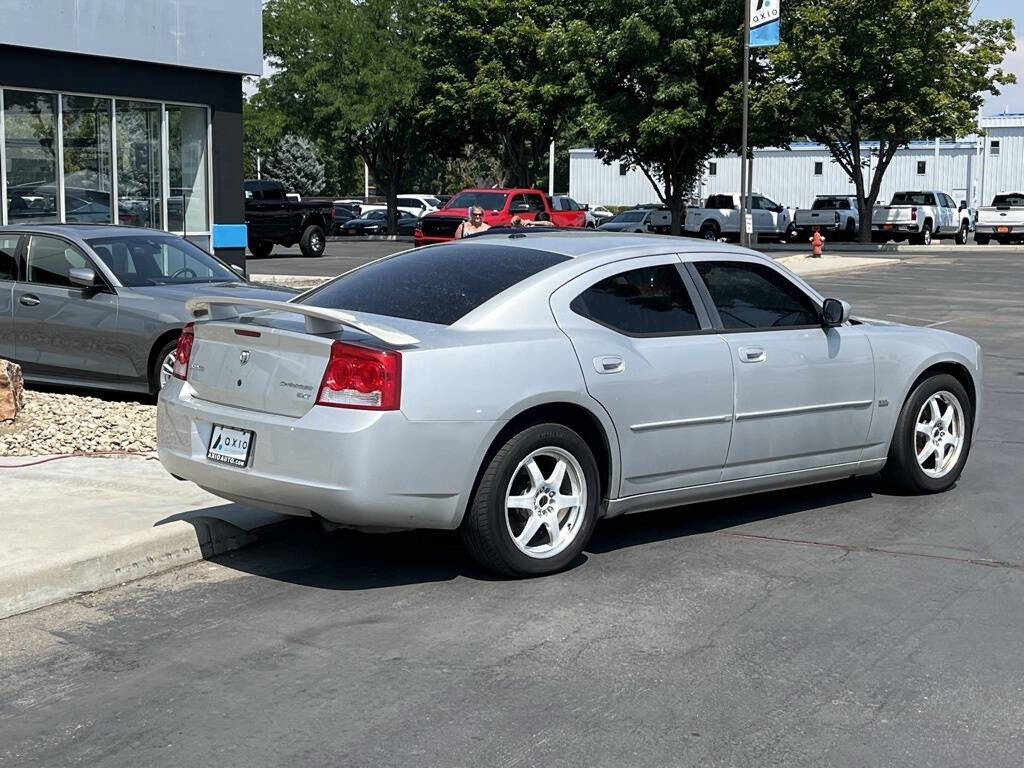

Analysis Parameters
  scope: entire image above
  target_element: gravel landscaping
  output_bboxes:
[0,389,156,457]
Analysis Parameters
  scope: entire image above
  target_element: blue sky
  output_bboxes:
[974,0,1023,113]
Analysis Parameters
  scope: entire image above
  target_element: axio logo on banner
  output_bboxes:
[750,0,781,48]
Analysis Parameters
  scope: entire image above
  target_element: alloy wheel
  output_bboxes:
[914,390,965,479]
[504,447,587,559]
[159,351,176,389]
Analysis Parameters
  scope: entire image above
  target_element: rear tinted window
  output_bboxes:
[301,244,569,326]
[892,192,935,206]
[812,197,849,210]
[992,194,1024,207]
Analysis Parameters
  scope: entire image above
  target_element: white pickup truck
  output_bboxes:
[872,190,971,245]
[685,193,797,242]
[794,195,859,240]
[974,192,1024,245]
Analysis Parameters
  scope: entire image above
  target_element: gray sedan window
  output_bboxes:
[26,236,90,287]
[0,236,18,280]
[571,265,701,336]
[694,261,820,330]
[302,244,569,326]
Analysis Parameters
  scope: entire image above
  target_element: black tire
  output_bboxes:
[151,338,179,394]
[912,222,933,246]
[974,233,990,245]
[460,423,600,577]
[955,221,969,245]
[783,223,798,243]
[845,218,857,240]
[248,240,273,258]
[883,373,972,494]
[299,224,326,258]
[700,222,720,241]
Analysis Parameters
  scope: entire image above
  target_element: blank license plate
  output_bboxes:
[997,226,1010,233]
[882,224,893,230]
[207,425,254,468]
[347,229,357,235]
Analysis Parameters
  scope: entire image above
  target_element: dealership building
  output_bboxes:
[569,115,1024,211]
[0,1,262,268]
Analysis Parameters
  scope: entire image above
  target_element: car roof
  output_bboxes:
[0,223,171,240]
[443,229,775,264]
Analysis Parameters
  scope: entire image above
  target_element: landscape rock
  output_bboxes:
[0,359,25,422]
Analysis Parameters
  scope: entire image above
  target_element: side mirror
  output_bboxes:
[822,297,852,327]
[69,267,99,289]
[959,200,967,211]
[230,264,246,277]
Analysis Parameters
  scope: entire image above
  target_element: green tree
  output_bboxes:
[242,90,286,181]
[262,0,427,233]
[565,0,788,235]
[421,0,586,188]
[263,134,327,196]
[772,0,1016,241]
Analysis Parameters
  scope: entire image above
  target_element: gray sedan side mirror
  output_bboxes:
[69,267,99,289]
[822,297,852,327]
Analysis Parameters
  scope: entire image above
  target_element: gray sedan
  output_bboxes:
[0,225,294,394]
[158,232,981,576]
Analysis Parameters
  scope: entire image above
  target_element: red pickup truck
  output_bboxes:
[414,188,586,246]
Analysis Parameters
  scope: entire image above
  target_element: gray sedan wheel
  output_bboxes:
[153,339,180,393]
[462,423,600,576]
[884,374,972,493]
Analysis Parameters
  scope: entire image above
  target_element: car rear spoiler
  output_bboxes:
[184,296,420,347]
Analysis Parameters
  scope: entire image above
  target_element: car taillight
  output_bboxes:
[172,322,195,381]
[414,227,423,240]
[911,207,917,221]
[316,341,401,410]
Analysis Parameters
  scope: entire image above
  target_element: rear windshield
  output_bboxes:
[447,191,509,210]
[992,193,1024,207]
[300,243,570,326]
[891,192,935,206]
[811,197,850,210]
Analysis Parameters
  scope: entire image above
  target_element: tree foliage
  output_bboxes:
[263,134,326,196]
[566,0,789,234]
[261,0,427,232]
[771,0,1016,240]
[421,0,586,188]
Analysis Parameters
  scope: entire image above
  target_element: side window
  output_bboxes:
[524,194,546,213]
[754,196,775,211]
[0,236,19,280]
[707,195,735,210]
[262,183,285,201]
[397,197,423,209]
[570,264,701,336]
[694,261,821,330]
[26,236,91,288]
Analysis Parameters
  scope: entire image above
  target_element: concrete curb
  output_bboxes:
[757,242,1024,254]
[0,512,289,620]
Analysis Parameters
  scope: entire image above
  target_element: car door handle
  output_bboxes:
[739,346,766,363]
[19,294,40,307]
[594,355,625,374]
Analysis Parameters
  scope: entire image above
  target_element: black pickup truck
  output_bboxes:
[244,180,333,258]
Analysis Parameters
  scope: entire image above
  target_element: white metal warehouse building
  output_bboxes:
[569,115,1024,210]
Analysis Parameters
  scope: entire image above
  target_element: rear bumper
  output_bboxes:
[157,380,496,530]
[414,234,455,247]
[872,223,919,232]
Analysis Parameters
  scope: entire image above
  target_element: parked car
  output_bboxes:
[158,231,980,576]
[587,205,615,226]
[415,188,586,246]
[871,191,971,245]
[598,208,672,233]
[973,192,1024,244]
[330,204,358,234]
[0,225,294,394]
[685,193,797,241]
[550,195,593,226]
[794,195,860,240]
[244,180,334,258]
[339,209,419,236]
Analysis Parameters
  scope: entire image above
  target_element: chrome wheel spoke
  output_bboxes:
[915,421,933,436]
[554,494,580,512]
[543,517,562,548]
[546,459,568,490]
[917,442,936,465]
[517,515,542,546]
[525,459,545,491]
[940,404,955,429]
[507,494,534,510]
[928,397,941,424]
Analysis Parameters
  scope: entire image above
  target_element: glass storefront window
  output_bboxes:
[115,100,163,229]
[3,90,60,223]
[167,105,209,233]
[62,95,114,224]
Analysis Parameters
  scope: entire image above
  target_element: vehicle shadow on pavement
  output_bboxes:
[586,476,879,555]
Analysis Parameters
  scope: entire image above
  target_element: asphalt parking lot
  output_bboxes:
[2,249,1023,767]
[246,239,407,277]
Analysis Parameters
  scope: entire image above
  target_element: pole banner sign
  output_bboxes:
[749,0,780,47]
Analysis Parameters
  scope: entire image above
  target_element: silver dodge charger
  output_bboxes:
[157,232,982,575]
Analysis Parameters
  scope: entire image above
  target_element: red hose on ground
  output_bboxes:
[0,450,157,469]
